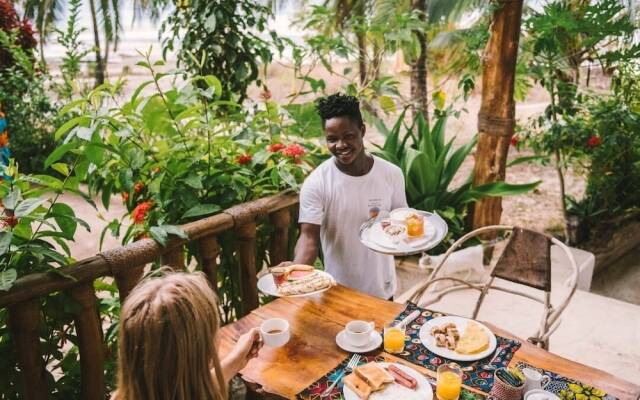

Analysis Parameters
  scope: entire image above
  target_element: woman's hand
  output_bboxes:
[221,328,263,383]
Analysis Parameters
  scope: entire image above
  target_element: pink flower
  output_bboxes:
[259,89,272,101]
[237,154,252,165]
[587,135,602,148]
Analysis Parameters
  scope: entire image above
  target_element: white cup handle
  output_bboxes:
[541,375,551,388]
[369,321,375,331]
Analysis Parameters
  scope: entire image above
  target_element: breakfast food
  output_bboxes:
[344,372,372,399]
[455,322,489,355]
[430,323,460,350]
[354,363,394,391]
[386,365,417,389]
[274,267,334,296]
[383,224,405,237]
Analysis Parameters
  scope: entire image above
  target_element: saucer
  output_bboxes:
[336,330,382,353]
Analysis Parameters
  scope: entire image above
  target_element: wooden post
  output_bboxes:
[470,0,524,230]
[161,246,184,270]
[410,0,429,119]
[8,300,48,400]
[67,283,105,400]
[199,235,220,292]
[269,209,291,267]
[114,264,145,302]
[236,222,258,316]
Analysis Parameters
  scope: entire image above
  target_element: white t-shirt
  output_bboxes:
[298,155,408,298]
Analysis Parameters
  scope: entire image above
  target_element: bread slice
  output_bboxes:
[354,363,394,391]
[343,372,372,399]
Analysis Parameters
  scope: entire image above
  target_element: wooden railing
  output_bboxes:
[0,191,299,400]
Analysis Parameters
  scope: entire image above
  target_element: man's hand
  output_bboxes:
[220,328,263,383]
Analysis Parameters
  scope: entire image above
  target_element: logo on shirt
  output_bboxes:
[368,198,383,219]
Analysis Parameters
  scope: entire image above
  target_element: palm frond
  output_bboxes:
[426,0,486,24]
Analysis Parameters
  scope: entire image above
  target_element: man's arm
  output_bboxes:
[292,223,321,266]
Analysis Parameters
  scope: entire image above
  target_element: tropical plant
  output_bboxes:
[0,0,37,72]
[373,106,539,248]
[161,0,283,102]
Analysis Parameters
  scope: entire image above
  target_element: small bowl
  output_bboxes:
[383,224,406,244]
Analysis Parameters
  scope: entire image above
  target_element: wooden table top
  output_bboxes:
[218,285,640,400]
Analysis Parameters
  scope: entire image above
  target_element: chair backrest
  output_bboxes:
[491,228,552,291]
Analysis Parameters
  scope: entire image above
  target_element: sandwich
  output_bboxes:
[354,363,394,391]
[343,373,372,399]
[276,271,334,296]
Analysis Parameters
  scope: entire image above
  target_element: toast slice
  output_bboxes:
[343,372,372,399]
[354,363,394,391]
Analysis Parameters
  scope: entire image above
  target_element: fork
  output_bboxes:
[321,354,361,397]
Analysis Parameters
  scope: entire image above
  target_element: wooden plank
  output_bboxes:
[67,283,105,400]
[269,208,291,267]
[218,285,640,400]
[236,222,258,316]
[199,235,220,291]
[8,300,48,400]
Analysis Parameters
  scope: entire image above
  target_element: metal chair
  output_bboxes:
[408,225,579,349]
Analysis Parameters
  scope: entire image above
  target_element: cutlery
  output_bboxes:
[321,353,361,397]
[398,310,421,328]
[481,348,502,370]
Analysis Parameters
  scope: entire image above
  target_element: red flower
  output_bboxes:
[134,182,144,194]
[1,215,17,228]
[131,201,154,224]
[587,135,602,148]
[267,143,286,153]
[0,133,8,147]
[121,192,129,202]
[259,89,272,101]
[237,154,252,165]
[510,136,519,147]
[281,143,305,158]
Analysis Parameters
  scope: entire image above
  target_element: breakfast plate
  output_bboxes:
[418,316,497,362]
[342,362,433,400]
[359,210,448,256]
[257,270,335,298]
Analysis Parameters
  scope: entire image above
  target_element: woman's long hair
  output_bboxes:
[113,271,227,400]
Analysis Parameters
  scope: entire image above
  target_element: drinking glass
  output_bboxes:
[405,214,425,237]
[436,364,462,400]
[383,324,405,354]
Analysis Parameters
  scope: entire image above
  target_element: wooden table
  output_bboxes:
[218,285,640,400]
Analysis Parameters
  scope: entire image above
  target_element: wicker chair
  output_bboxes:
[408,225,579,350]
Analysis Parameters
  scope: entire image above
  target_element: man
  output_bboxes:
[280,93,407,299]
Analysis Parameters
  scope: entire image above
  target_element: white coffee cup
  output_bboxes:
[345,320,375,347]
[523,367,551,393]
[524,389,559,400]
[260,318,290,348]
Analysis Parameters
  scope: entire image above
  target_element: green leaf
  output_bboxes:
[22,175,64,191]
[507,155,549,167]
[0,269,17,291]
[184,174,203,190]
[45,143,77,168]
[51,203,77,239]
[54,116,90,140]
[0,231,12,255]
[149,226,168,246]
[379,95,396,114]
[85,144,104,164]
[51,163,70,177]
[204,13,217,32]
[14,198,47,217]
[181,204,221,219]
[3,189,20,210]
[160,225,188,239]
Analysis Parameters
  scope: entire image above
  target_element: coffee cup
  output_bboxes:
[260,318,290,348]
[522,367,551,393]
[524,389,559,400]
[345,320,375,347]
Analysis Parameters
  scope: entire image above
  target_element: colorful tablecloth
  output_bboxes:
[392,303,521,393]
[296,353,486,399]
[514,362,619,400]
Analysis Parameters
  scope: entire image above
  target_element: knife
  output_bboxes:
[398,310,421,328]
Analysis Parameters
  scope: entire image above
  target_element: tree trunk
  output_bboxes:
[88,0,105,86]
[355,1,367,85]
[410,0,428,119]
[470,0,524,230]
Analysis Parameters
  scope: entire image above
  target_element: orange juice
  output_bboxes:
[405,214,425,237]
[436,368,462,400]
[383,326,405,353]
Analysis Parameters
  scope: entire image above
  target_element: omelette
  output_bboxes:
[454,322,489,354]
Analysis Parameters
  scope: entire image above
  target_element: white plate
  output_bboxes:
[343,362,433,400]
[336,330,382,353]
[257,271,335,297]
[359,210,448,256]
[418,316,497,362]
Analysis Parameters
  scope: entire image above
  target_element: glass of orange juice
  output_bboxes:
[383,323,405,354]
[405,213,425,237]
[436,364,462,400]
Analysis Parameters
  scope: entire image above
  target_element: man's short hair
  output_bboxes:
[316,93,364,128]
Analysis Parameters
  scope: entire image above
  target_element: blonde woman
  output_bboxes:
[113,272,262,400]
